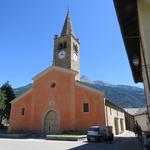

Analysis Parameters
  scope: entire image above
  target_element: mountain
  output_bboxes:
[13,76,146,108]
[80,76,146,108]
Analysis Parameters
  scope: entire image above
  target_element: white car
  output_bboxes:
[87,125,113,142]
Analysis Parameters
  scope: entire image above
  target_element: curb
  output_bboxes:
[0,133,31,138]
[46,135,87,141]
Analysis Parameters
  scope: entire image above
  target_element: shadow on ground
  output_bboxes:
[69,137,143,150]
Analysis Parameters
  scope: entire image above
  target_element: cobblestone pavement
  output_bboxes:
[0,131,142,150]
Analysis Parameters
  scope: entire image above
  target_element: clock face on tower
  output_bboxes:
[58,50,66,59]
[73,52,78,61]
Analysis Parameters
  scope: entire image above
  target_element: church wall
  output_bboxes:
[75,84,106,131]
[9,91,32,131]
[31,69,76,132]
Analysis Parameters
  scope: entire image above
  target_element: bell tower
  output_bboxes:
[53,11,80,80]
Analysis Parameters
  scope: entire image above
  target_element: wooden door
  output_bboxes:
[44,110,59,134]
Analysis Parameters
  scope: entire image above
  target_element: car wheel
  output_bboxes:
[87,138,90,142]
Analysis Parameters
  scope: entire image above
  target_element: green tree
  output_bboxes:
[1,82,16,120]
[0,89,6,125]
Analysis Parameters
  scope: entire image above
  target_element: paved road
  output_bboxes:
[0,131,143,150]
[71,136,142,150]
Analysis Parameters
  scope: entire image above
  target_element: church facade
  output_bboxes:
[9,12,125,135]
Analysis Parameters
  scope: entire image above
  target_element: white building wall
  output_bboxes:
[138,0,150,128]
[105,105,126,135]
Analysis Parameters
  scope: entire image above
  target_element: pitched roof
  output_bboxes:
[105,98,124,112]
[32,66,78,81]
[134,107,147,116]
[124,108,140,115]
[61,10,75,36]
[124,107,147,116]
[11,88,32,104]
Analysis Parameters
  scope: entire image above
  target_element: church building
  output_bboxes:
[9,11,125,135]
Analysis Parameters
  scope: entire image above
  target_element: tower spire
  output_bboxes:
[61,10,75,36]
[53,10,80,80]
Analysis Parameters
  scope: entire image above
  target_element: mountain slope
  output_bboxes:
[13,76,146,108]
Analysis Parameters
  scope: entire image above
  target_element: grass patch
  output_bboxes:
[46,134,87,141]
[47,134,86,138]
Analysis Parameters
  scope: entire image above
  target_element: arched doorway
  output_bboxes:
[44,110,59,134]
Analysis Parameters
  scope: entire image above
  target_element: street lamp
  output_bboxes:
[132,56,139,67]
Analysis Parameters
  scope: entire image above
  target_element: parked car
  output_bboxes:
[87,125,113,142]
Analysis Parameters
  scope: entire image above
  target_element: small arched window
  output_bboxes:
[58,43,63,49]
[21,108,25,116]
[73,43,75,50]
[63,41,67,48]
[75,45,78,53]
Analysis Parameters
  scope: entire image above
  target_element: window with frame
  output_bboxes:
[83,103,89,112]
[63,41,67,48]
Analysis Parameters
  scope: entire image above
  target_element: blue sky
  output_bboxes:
[0,0,143,88]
